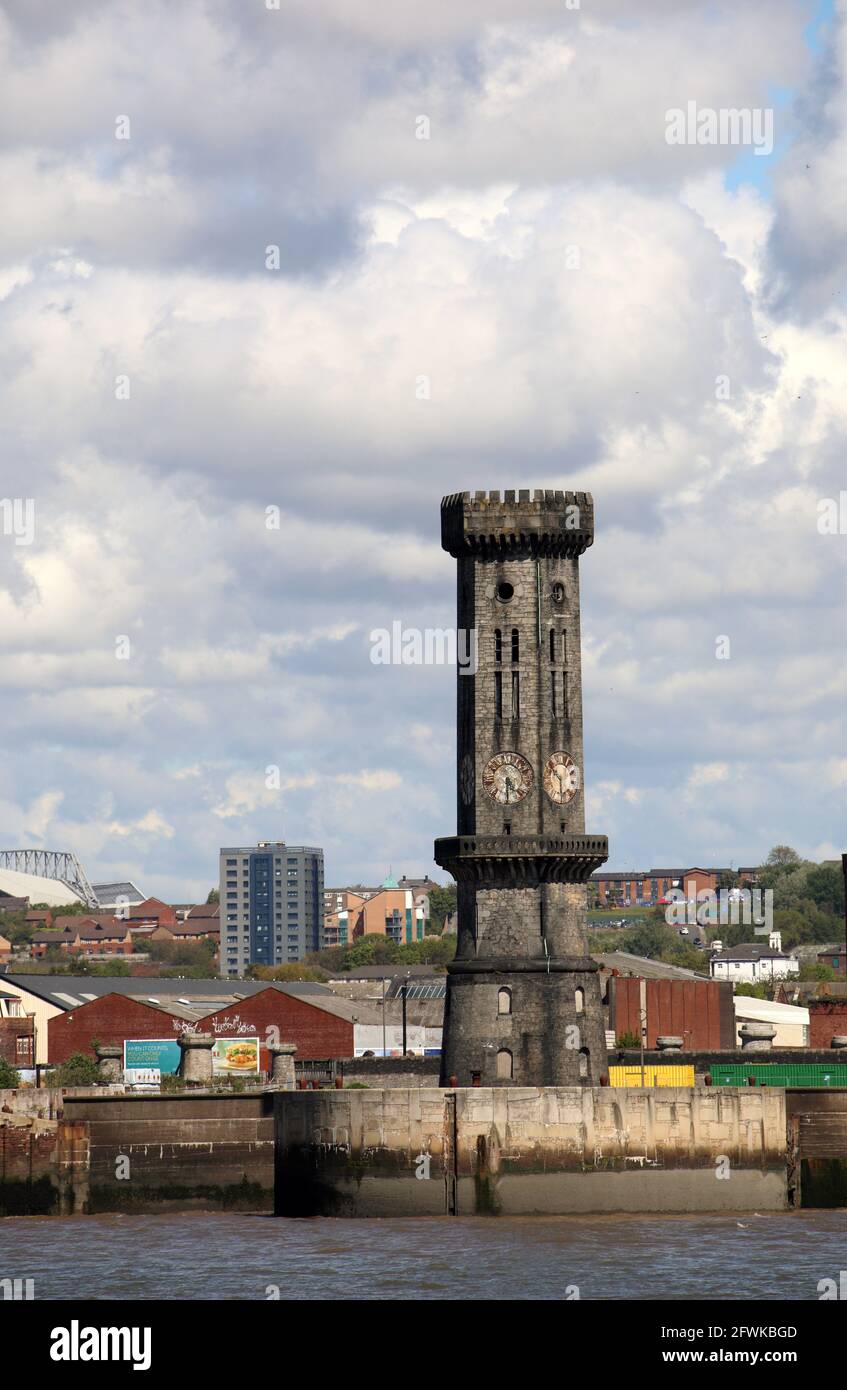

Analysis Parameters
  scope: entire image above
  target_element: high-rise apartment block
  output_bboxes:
[219,842,324,976]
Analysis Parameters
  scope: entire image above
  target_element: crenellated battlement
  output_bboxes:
[441,488,594,559]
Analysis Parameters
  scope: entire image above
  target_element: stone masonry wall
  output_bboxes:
[275,1085,787,1217]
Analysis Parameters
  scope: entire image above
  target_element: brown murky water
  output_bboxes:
[3,1210,846,1299]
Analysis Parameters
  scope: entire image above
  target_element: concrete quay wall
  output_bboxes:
[62,1093,275,1214]
[275,1086,788,1217]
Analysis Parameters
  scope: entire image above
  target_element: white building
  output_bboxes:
[733,996,809,1048]
[709,931,799,984]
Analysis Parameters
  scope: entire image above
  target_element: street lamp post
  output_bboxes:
[402,971,410,1055]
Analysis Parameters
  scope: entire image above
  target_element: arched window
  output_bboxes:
[494,629,502,663]
[498,987,512,1015]
[575,987,584,1014]
[511,628,519,663]
[496,1049,513,1080]
[579,1048,590,1080]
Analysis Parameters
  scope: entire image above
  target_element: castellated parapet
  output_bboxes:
[440,489,594,559]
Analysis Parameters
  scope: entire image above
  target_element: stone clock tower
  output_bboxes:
[434,489,609,1087]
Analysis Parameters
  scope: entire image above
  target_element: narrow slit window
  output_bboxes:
[495,671,502,719]
[511,628,519,663]
[494,628,502,663]
[561,630,567,664]
[549,628,556,663]
[551,671,558,717]
[511,670,520,718]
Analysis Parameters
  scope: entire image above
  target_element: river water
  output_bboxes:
[3,1210,847,1299]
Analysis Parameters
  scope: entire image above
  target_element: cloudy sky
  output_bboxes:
[1,0,845,900]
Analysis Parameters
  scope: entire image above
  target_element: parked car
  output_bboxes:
[678,927,690,936]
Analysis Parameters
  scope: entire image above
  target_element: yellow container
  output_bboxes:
[608,1064,695,1088]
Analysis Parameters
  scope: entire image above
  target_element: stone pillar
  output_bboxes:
[738,1022,776,1051]
[655,1036,684,1053]
[178,1032,214,1087]
[94,1043,123,1082]
[267,1042,298,1089]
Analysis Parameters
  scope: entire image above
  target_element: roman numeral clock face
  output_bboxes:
[482,751,534,805]
[543,751,580,804]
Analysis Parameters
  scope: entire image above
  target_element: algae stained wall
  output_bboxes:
[275,1086,788,1217]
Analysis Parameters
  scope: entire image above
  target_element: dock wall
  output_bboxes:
[275,1085,788,1216]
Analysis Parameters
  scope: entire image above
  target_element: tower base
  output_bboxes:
[439,957,608,1087]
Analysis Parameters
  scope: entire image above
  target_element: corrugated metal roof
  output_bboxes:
[2,973,334,1010]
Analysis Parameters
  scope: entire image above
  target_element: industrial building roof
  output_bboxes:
[594,952,705,981]
[0,973,382,1025]
[2,973,330,1008]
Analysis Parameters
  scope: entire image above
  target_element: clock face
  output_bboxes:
[482,751,534,806]
[543,751,580,804]
[460,753,475,807]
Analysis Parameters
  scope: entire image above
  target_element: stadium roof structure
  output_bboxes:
[0,866,88,909]
[91,881,146,909]
[0,850,100,908]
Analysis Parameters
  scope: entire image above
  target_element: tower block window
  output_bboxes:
[496,1049,513,1080]
[494,628,502,663]
[495,671,503,719]
[511,671,520,718]
[511,628,519,663]
[498,987,512,1015]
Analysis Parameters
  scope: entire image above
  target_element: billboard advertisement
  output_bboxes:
[211,1037,260,1075]
[124,1038,182,1082]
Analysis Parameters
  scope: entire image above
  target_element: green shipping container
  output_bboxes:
[709,1063,847,1088]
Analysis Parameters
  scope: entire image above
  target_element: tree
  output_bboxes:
[427,885,457,930]
[206,888,220,905]
[765,845,802,870]
[50,1052,101,1087]
[395,936,456,968]
[304,945,348,973]
[798,962,836,983]
[249,963,324,982]
[0,1057,21,1087]
[620,921,670,959]
[343,935,400,968]
[146,938,215,968]
[805,863,845,917]
[660,942,709,973]
[734,982,770,999]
